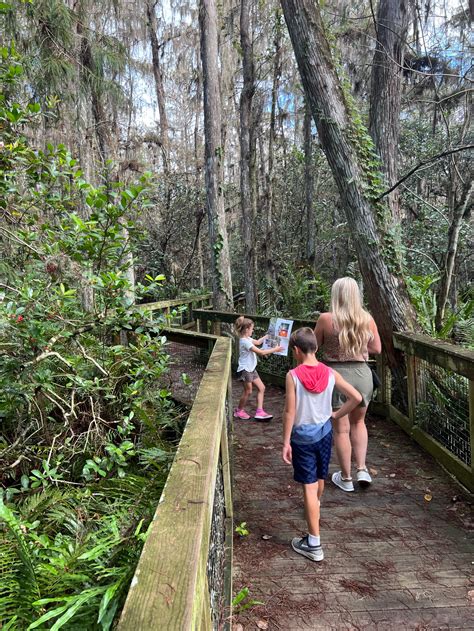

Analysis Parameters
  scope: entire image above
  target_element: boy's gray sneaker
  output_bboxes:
[291,536,324,562]
[356,468,372,487]
[332,471,354,492]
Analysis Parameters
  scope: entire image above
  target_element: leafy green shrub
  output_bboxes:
[0,46,180,629]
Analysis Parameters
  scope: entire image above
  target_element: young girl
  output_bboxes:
[234,316,283,421]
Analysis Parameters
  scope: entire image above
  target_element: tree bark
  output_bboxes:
[146,0,170,171]
[435,178,473,330]
[78,15,135,306]
[369,0,409,222]
[263,10,282,287]
[199,0,234,310]
[239,0,258,311]
[280,0,418,366]
[303,97,316,267]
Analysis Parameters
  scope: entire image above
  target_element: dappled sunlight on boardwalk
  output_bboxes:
[232,381,473,630]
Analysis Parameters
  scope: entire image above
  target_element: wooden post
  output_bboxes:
[406,353,417,427]
[470,379,474,482]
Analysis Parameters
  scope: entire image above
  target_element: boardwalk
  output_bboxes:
[232,382,473,630]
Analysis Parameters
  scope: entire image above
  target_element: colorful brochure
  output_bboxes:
[261,317,294,357]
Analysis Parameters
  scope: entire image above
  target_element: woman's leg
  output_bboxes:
[238,381,253,410]
[349,406,369,470]
[253,377,266,410]
[332,413,352,479]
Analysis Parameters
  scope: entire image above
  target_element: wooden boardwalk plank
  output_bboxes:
[232,382,473,630]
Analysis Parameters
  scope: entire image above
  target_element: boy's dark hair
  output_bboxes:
[289,327,318,354]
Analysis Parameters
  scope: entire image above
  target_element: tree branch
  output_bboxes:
[376,145,474,201]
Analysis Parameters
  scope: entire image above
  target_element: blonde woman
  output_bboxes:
[314,278,381,491]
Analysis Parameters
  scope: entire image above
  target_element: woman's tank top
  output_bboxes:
[323,319,370,362]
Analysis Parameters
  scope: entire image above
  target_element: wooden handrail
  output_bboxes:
[117,334,233,630]
[192,308,316,330]
[394,332,474,379]
[389,331,474,492]
[136,294,212,312]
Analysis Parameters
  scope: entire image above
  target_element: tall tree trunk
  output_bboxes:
[263,9,282,287]
[79,17,135,306]
[369,0,409,223]
[435,178,473,330]
[239,0,257,311]
[146,0,170,171]
[79,32,111,168]
[303,97,316,267]
[280,0,417,367]
[435,92,472,331]
[194,69,205,290]
[199,0,234,310]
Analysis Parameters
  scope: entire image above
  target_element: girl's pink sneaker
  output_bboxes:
[254,408,273,421]
[234,408,251,420]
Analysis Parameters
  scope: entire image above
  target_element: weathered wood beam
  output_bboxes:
[394,332,474,379]
[117,337,232,629]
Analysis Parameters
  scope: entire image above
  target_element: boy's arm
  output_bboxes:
[332,371,363,419]
[282,372,296,464]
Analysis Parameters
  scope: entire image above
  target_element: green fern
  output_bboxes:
[0,468,166,629]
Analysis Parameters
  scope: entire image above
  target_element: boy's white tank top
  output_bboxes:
[292,372,335,426]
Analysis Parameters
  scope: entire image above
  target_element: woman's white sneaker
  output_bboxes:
[331,471,354,492]
[356,468,372,487]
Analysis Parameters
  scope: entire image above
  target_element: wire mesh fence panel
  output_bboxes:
[415,358,470,466]
[391,362,409,417]
[207,459,227,630]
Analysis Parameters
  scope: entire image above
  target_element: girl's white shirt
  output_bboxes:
[237,337,257,372]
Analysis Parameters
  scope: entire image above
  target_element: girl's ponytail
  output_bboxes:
[235,316,253,336]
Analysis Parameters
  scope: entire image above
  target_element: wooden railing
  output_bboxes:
[136,293,212,329]
[384,333,474,492]
[118,332,233,630]
[117,311,233,630]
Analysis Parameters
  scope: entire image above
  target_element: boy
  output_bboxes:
[282,327,362,561]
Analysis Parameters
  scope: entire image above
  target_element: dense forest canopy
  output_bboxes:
[0,0,472,627]
[1,0,471,329]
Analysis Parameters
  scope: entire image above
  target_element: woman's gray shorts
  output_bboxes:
[327,361,373,409]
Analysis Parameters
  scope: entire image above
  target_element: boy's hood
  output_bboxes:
[291,363,331,393]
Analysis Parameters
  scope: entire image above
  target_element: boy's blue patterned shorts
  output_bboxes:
[291,430,333,484]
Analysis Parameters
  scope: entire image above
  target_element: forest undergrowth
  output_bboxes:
[0,48,187,630]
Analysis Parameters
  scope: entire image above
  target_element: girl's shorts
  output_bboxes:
[237,369,259,382]
[327,361,373,408]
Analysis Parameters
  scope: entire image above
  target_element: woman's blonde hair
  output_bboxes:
[330,277,372,357]
[235,316,254,337]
